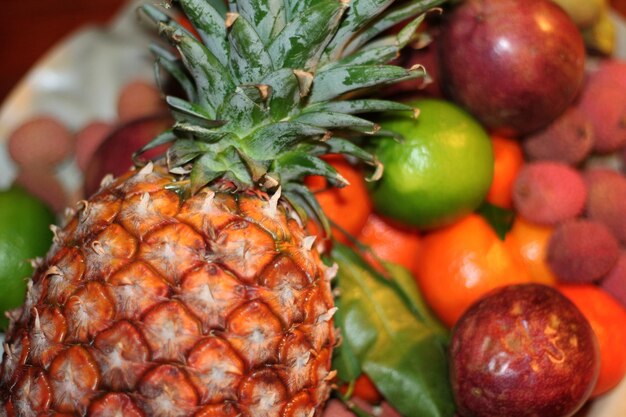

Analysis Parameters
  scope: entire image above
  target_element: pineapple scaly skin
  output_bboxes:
[1,163,336,416]
[1,0,444,415]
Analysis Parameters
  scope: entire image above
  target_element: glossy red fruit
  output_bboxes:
[83,113,172,197]
[450,283,599,417]
[438,0,585,136]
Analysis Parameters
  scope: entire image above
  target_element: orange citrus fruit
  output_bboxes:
[415,214,531,327]
[486,134,525,209]
[504,216,558,286]
[559,284,626,397]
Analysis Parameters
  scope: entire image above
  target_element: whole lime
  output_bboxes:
[370,99,494,229]
[0,186,56,330]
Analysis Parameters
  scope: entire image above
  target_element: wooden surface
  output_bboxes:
[1,0,626,104]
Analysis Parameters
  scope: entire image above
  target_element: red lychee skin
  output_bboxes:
[584,168,626,244]
[512,162,587,225]
[600,251,626,310]
[590,59,626,90]
[522,106,593,166]
[576,70,626,153]
[547,219,620,283]
[450,284,599,417]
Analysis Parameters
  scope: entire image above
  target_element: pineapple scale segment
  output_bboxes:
[0,0,444,416]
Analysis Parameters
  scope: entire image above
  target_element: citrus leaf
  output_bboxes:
[383,262,449,337]
[476,201,515,240]
[332,244,456,417]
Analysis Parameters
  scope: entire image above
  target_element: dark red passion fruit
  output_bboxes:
[438,0,585,136]
[450,283,599,417]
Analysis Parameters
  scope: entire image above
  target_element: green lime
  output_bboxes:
[0,185,56,330]
[370,98,494,229]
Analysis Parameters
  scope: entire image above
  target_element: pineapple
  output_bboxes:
[0,0,440,415]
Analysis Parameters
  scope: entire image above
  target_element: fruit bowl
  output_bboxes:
[0,1,625,416]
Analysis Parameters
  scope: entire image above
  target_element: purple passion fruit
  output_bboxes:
[450,283,599,417]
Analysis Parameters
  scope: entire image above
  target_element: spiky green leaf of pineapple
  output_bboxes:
[138,0,443,235]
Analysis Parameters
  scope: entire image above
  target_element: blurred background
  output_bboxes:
[0,0,126,103]
[1,0,626,104]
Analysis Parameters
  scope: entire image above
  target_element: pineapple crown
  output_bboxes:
[137,0,442,232]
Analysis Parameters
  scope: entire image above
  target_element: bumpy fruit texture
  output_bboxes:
[0,164,336,416]
[584,168,626,244]
[522,106,593,166]
[0,0,441,415]
[600,251,626,309]
[577,66,626,153]
[512,162,587,225]
[547,219,619,283]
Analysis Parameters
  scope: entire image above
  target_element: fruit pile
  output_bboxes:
[313,0,626,416]
[1,0,626,417]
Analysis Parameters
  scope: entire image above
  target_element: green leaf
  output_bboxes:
[216,87,269,136]
[283,0,316,21]
[172,123,233,144]
[310,64,426,103]
[204,0,228,17]
[342,0,444,56]
[228,14,274,83]
[268,0,348,70]
[260,69,302,120]
[179,0,229,66]
[332,12,427,67]
[294,111,379,133]
[190,146,251,192]
[272,152,347,187]
[305,99,413,115]
[332,244,456,417]
[282,183,331,238]
[383,262,449,337]
[150,45,197,103]
[323,0,395,62]
[236,0,286,44]
[303,137,377,166]
[160,24,235,117]
[331,45,402,67]
[133,129,178,163]
[243,121,328,160]
[166,96,227,129]
[476,201,515,240]
[166,139,207,167]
